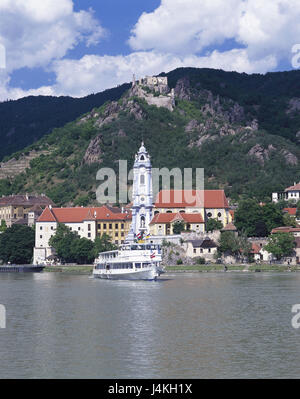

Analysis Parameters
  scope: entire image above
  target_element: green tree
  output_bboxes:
[0,224,35,264]
[218,231,251,259]
[264,232,295,260]
[297,202,300,219]
[49,223,95,264]
[0,220,7,233]
[72,237,95,264]
[206,218,223,232]
[235,199,265,237]
[218,232,240,256]
[261,203,284,234]
[94,233,116,257]
[172,220,185,234]
[283,213,297,227]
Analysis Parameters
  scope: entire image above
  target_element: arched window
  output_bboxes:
[166,210,172,214]
[154,211,159,215]
[207,212,212,218]
[140,216,145,228]
[140,155,145,161]
[140,174,145,184]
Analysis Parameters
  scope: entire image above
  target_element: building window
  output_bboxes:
[103,223,107,229]
[115,240,118,244]
[207,212,212,218]
[88,224,91,231]
[109,224,112,229]
[208,249,211,253]
[200,248,203,253]
[40,235,42,239]
[121,224,124,229]
[40,226,43,230]
[193,249,196,254]
[115,223,118,229]
[218,212,222,217]
[88,233,91,238]
[166,210,172,214]
[51,226,54,230]
[140,174,145,184]
[121,232,124,237]
[78,227,81,231]
[97,224,101,229]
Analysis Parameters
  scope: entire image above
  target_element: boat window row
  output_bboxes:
[122,244,161,251]
[95,262,152,270]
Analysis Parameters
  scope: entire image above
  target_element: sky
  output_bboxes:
[0,0,300,101]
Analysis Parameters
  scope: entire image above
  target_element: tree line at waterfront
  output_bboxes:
[0,198,299,265]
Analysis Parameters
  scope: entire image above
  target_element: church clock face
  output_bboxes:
[140,196,145,202]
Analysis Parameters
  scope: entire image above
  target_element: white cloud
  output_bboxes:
[3,49,271,100]
[129,0,300,65]
[0,0,299,101]
[0,0,106,72]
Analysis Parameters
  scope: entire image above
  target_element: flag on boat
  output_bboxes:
[136,232,142,240]
[150,252,155,259]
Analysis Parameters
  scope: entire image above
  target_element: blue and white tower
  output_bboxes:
[127,142,153,242]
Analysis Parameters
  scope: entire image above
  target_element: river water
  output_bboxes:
[0,271,300,379]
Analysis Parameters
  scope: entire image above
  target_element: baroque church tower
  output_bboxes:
[127,142,153,242]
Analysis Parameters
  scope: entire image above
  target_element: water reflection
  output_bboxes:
[1,272,300,378]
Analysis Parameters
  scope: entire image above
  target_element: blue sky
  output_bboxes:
[0,0,299,100]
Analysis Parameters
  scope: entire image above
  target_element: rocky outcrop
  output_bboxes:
[248,144,276,165]
[83,135,103,165]
[287,98,300,115]
[280,150,298,165]
[174,77,192,100]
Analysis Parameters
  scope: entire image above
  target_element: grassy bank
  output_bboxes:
[43,264,300,275]
[165,264,300,273]
[44,265,93,274]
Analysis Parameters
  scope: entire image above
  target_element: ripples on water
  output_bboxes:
[1,272,300,378]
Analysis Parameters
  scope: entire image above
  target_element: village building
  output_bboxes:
[184,237,218,261]
[271,226,300,237]
[150,212,205,235]
[0,194,54,227]
[33,205,131,265]
[272,182,300,203]
[151,189,232,235]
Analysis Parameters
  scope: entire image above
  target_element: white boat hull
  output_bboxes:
[93,267,159,281]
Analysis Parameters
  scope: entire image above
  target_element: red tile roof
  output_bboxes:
[38,205,131,223]
[285,183,300,192]
[222,222,237,231]
[150,212,204,225]
[251,243,262,254]
[0,194,55,207]
[283,208,297,216]
[154,190,229,209]
[229,210,235,220]
[271,226,300,234]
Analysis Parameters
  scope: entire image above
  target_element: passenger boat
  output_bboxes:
[93,243,163,281]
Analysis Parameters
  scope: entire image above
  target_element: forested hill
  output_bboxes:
[0,67,299,205]
[0,83,130,161]
[165,68,300,143]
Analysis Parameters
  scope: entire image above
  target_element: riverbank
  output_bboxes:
[43,264,300,274]
[166,264,300,272]
[44,265,93,274]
